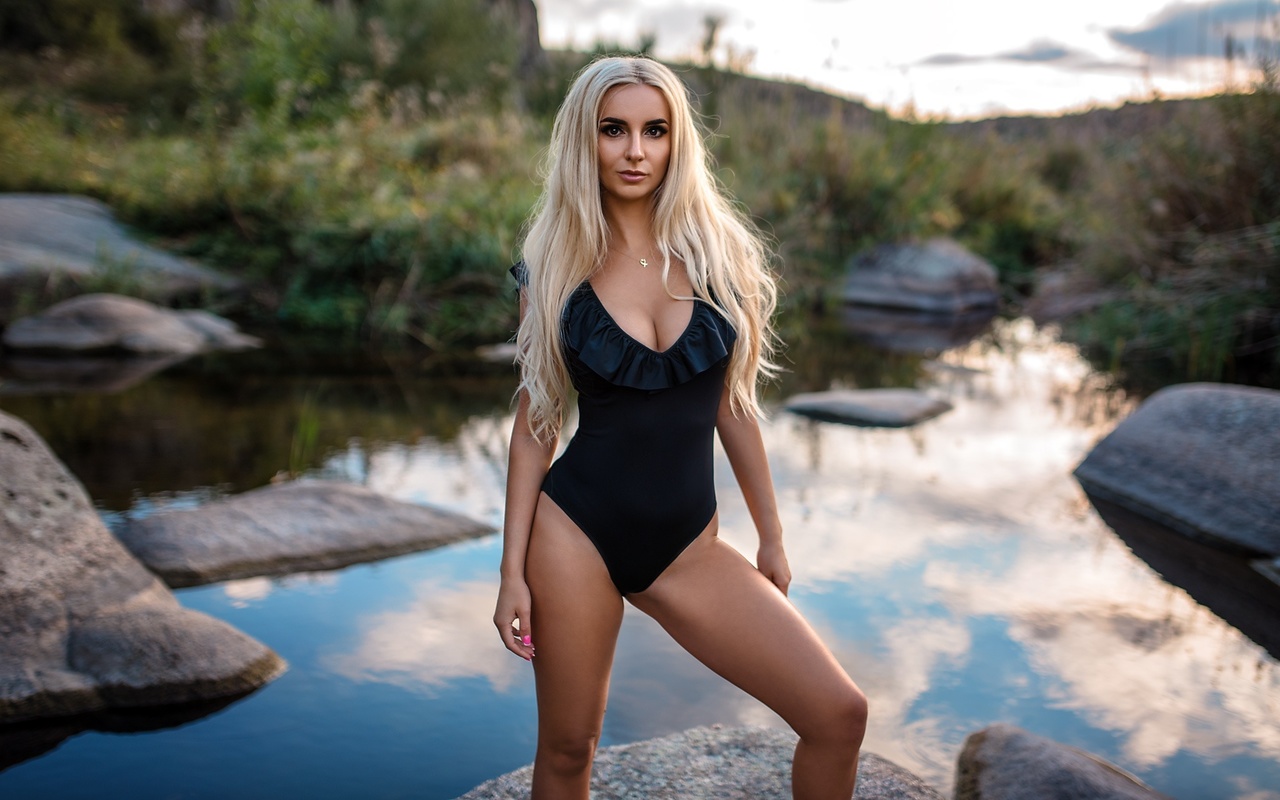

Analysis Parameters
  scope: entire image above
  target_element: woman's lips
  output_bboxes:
[619,171,647,183]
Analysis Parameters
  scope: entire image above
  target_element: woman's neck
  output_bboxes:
[602,198,656,254]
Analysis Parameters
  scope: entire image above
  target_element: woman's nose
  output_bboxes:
[625,132,644,161]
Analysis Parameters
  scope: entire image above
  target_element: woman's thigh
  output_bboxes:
[628,529,862,738]
[525,492,625,740]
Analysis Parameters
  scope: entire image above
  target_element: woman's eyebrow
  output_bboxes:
[599,116,670,126]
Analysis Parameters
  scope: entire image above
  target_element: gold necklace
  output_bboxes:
[610,243,653,268]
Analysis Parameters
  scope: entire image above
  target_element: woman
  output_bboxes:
[494,56,867,799]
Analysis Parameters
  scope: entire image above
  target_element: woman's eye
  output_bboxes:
[601,125,623,136]
[646,126,668,137]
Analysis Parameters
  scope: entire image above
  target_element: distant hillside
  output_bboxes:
[949,95,1218,142]
[678,66,887,131]
[672,60,1219,144]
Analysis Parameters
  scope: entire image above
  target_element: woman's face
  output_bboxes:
[596,83,672,205]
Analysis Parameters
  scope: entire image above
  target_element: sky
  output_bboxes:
[536,0,1280,119]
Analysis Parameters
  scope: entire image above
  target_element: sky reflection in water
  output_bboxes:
[1,320,1278,799]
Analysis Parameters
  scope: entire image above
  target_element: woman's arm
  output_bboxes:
[494,292,558,660]
[715,381,791,596]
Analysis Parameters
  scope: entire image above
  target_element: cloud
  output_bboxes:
[1002,39,1077,63]
[1109,0,1280,61]
[918,40,1088,67]
[914,38,1149,76]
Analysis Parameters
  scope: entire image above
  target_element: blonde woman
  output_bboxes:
[494,56,867,799]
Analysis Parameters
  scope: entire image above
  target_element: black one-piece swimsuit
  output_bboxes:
[512,262,738,594]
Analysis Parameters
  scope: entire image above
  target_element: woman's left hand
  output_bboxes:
[757,540,792,597]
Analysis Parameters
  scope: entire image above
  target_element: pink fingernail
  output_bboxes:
[522,635,532,646]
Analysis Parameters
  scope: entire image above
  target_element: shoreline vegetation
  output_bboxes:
[0,0,1276,391]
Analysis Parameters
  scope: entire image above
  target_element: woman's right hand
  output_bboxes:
[494,576,535,661]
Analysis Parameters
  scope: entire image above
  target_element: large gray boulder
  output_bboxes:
[954,724,1170,800]
[0,410,285,724]
[1074,383,1280,557]
[457,725,942,799]
[3,293,260,356]
[784,389,953,428]
[842,239,999,313]
[0,194,237,301]
[117,480,495,588]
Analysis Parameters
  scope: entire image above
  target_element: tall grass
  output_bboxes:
[1064,63,1280,387]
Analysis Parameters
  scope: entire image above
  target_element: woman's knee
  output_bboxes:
[802,683,868,748]
[537,731,601,777]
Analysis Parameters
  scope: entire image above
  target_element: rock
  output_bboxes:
[456,725,942,799]
[487,0,547,73]
[840,305,996,354]
[1074,383,1280,558]
[0,194,238,302]
[117,480,495,588]
[1024,267,1120,324]
[783,389,953,428]
[0,410,285,724]
[3,294,260,356]
[842,239,999,313]
[954,724,1170,800]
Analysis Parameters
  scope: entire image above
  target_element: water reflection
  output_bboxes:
[0,352,516,510]
[839,305,997,354]
[1088,494,1280,660]
[323,579,527,695]
[1,319,1278,799]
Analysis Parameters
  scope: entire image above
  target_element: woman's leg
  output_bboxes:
[629,525,867,800]
[524,493,625,800]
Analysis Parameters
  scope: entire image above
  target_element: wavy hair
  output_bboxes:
[515,56,779,443]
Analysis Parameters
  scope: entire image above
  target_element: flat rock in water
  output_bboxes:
[0,194,238,297]
[784,389,952,428]
[1074,383,1280,557]
[118,481,495,587]
[456,725,942,799]
[842,238,999,313]
[955,724,1170,800]
[0,410,285,724]
[3,293,260,356]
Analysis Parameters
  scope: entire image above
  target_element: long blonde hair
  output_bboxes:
[516,56,778,443]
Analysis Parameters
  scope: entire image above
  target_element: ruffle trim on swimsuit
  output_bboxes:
[565,285,737,391]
